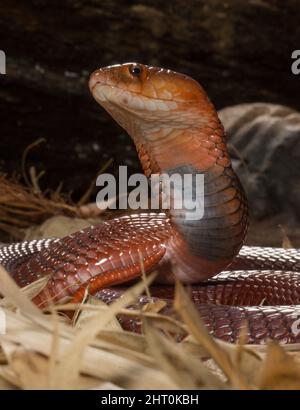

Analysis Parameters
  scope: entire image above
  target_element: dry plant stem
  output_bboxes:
[138,249,152,300]
[174,281,249,389]
[0,175,80,227]
[0,151,113,239]
[0,268,175,389]
[48,311,61,387]
[1,311,175,389]
[71,286,90,326]
[55,302,188,335]
[47,272,158,388]
[278,224,294,249]
[2,263,300,389]
[77,157,113,207]
[0,266,42,317]
[21,138,46,189]
[143,319,225,389]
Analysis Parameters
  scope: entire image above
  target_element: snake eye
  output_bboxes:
[129,64,142,77]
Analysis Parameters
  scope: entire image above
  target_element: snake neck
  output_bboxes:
[132,106,226,170]
[132,113,232,185]
[131,115,248,281]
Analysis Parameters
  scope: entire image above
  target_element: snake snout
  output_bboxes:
[88,68,105,92]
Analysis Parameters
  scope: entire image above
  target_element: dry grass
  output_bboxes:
[1,266,300,390]
[0,162,113,241]
[0,138,115,240]
[0,173,80,238]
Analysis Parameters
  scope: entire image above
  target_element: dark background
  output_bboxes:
[0,0,299,244]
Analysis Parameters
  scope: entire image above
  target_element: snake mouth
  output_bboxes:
[91,82,179,113]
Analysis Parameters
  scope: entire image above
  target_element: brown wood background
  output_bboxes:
[0,0,299,197]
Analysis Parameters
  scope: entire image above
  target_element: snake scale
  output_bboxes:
[1,63,300,344]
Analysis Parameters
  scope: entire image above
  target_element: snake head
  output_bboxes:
[89,62,215,133]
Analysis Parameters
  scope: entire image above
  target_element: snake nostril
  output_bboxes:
[89,70,104,90]
[89,75,98,91]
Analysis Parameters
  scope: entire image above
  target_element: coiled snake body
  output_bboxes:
[1,63,300,344]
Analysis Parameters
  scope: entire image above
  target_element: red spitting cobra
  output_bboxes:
[1,63,300,344]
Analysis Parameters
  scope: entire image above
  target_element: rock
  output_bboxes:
[219,103,300,220]
[24,215,102,240]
